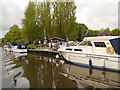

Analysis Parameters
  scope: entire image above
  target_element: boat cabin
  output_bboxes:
[17,43,27,49]
[64,36,120,55]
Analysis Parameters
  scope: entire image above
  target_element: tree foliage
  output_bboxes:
[22,2,37,43]
[111,28,120,36]
[3,25,23,45]
[0,38,2,46]
[87,30,100,37]
[74,23,88,41]
[22,0,76,43]
[16,39,29,45]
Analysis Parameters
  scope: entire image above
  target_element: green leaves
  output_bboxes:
[3,25,23,45]
[111,28,120,36]
[52,1,76,42]
[22,2,36,42]
[22,0,76,43]
[16,39,29,45]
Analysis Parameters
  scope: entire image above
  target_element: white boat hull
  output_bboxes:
[13,49,27,53]
[61,52,120,72]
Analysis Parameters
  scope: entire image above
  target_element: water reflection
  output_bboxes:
[13,53,27,62]
[3,51,29,88]
[2,51,120,89]
[59,62,120,88]
[22,53,77,88]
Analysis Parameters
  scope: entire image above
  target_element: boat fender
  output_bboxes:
[106,47,114,54]
[56,54,59,58]
[89,59,92,67]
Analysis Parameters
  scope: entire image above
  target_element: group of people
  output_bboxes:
[38,39,63,49]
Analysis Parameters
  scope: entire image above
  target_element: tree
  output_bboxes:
[104,28,110,33]
[44,1,52,38]
[111,28,120,36]
[52,1,65,38]
[0,38,2,47]
[22,2,36,43]
[98,28,112,36]
[62,1,76,43]
[87,30,100,37]
[16,39,29,45]
[3,25,23,45]
[52,0,76,42]
[74,23,88,41]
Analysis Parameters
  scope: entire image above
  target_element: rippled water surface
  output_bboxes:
[1,47,120,89]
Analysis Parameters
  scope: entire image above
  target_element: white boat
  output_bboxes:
[58,36,120,72]
[4,45,13,52]
[3,45,8,51]
[13,43,27,53]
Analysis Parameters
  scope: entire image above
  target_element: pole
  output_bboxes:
[44,30,46,47]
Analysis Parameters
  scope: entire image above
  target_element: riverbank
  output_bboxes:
[28,49,59,54]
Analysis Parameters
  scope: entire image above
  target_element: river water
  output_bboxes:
[1,47,120,89]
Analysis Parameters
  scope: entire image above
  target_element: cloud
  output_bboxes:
[0,0,26,38]
[75,0,119,30]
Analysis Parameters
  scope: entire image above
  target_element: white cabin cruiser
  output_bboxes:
[4,45,13,52]
[58,36,120,72]
[13,43,27,53]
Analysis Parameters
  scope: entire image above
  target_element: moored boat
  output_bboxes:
[58,36,120,72]
[4,45,13,52]
[13,43,27,53]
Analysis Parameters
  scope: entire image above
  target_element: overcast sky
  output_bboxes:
[0,0,119,38]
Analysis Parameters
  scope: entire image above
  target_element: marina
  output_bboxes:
[3,36,120,72]
[1,0,120,89]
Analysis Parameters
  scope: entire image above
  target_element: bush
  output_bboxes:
[34,39,39,45]
[27,45,36,49]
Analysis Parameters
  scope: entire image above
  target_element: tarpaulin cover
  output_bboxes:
[17,43,27,49]
[110,38,120,55]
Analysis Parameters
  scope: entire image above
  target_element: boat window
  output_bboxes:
[21,45,26,48]
[94,42,106,47]
[17,44,27,49]
[65,48,72,51]
[74,49,82,51]
[80,41,92,46]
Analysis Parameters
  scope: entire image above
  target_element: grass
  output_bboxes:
[35,47,45,49]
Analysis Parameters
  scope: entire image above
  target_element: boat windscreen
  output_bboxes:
[109,38,120,55]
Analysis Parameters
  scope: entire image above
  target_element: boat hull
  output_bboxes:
[13,49,27,53]
[61,52,120,72]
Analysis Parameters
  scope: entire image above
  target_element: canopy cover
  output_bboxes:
[110,38,120,55]
[17,43,27,49]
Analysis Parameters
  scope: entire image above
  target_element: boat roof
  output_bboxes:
[83,36,120,41]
